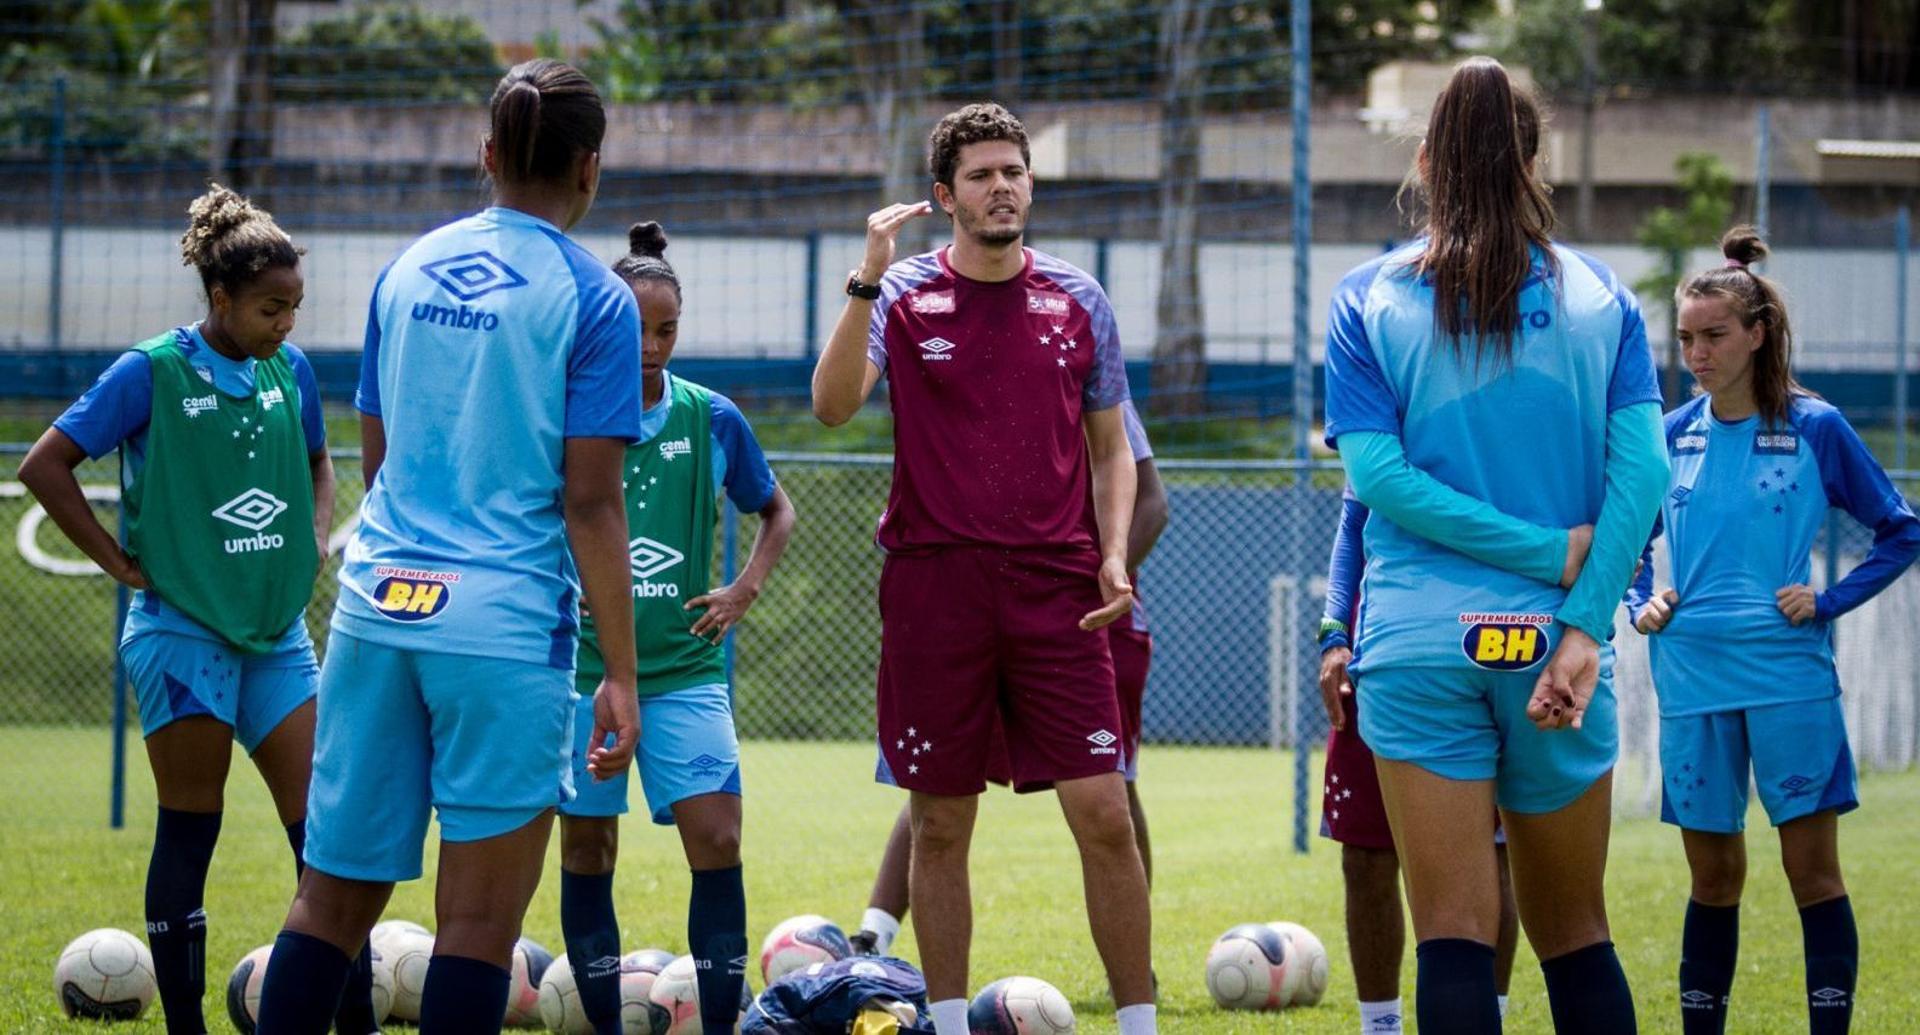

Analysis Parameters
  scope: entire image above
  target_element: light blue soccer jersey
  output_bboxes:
[334,207,642,669]
[1324,242,1661,672]
[1632,395,1919,716]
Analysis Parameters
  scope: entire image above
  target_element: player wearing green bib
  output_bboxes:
[21,185,378,1034]
[555,222,795,1035]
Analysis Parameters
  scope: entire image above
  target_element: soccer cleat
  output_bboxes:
[848,931,880,957]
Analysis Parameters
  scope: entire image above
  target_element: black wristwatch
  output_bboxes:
[846,272,882,300]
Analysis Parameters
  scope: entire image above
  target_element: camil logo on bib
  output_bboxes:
[658,437,693,462]
[211,488,287,554]
[1458,612,1552,671]
[628,536,685,597]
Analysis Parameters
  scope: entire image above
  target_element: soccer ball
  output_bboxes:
[967,976,1076,1034]
[1267,921,1330,1007]
[369,918,430,958]
[758,914,852,985]
[385,928,435,1022]
[650,953,753,1035]
[1204,923,1291,1010]
[53,928,156,1020]
[620,949,678,1035]
[504,936,554,1026]
[225,945,272,1033]
[538,951,592,1035]
[368,943,396,1023]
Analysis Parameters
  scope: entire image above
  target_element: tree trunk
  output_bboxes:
[990,0,1021,102]
[1150,0,1208,416]
[840,1,931,252]
[207,0,242,184]
[207,0,275,196]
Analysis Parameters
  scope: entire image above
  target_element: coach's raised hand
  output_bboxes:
[812,200,935,427]
[859,201,934,283]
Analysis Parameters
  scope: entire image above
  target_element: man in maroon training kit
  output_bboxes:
[811,102,1156,1035]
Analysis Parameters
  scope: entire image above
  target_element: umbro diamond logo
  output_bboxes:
[421,251,528,302]
[628,537,686,579]
[1087,729,1117,747]
[690,754,725,769]
[1681,990,1715,1008]
[918,337,957,361]
[1812,987,1848,1005]
[586,955,621,977]
[211,488,287,531]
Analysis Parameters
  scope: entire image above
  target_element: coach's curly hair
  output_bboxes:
[612,220,680,301]
[179,183,302,297]
[927,102,1031,189]
[1678,226,1808,428]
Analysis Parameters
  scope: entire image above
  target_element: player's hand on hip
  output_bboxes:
[114,549,148,591]
[1634,589,1678,634]
[1078,556,1134,631]
[1776,583,1818,625]
[686,582,757,644]
[1526,626,1600,731]
[586,678,640,781]
[1318,646,1354,731]
[1558,524,1594,588]
[860,201,934,283]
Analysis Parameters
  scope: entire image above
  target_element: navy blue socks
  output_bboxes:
[689,865,748,1035]
[256,930,350,1035]
[1801,895,1857,1034]
[560,869,624,1035]
[283,820,378,1035]
[147,806,221,1035]
[1415,938,1500,1034]
[1679,900,1739,1034]
[1542,940,1637,1035]
[419,954,510,1035]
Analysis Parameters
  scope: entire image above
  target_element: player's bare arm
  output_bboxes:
[1127,456,1169,574]
[811,201,931,426]
[564,436,641,779]
[308,447,336,572]
[687,483,797,643]
[17,426,146,589]
[359,411,387,485]
[1081,404,1137,631]
[1319,645,1354,731]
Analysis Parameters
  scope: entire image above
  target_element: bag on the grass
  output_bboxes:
[741,955,935,1034]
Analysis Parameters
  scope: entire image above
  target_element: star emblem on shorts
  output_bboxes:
[907,727,917,738]
[908,764,919,774]
[896,739,905,749]
[911,746,920,756]
[1331,809,1340,820]
[1775,467,1787,478]
[921,740,932,752]
[1332,773,1340,783]
[1056,357,1067,367]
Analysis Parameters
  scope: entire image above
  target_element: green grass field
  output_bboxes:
[3,729,1918,1033]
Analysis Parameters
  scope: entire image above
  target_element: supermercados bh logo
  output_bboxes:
[658,437,692,462]
[413,251,527,333]
[182,394,219,419]
[1458,612,1552,671]
[628,536,685,598]
[371,566,458,622]
[212,488,287,554]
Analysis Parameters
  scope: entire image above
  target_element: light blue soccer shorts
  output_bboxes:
[303,631,575,882]
[562,682,741,825]
[1357,658,1619,814]
[1659,697,1858,834]
[121,628,317,754]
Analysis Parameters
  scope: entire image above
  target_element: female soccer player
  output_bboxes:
[19,184,379,1034]
[555,221,795,1035]
[1628,228,1920,1035]
[1323,57,1668,1034]
[254,59,643,1035]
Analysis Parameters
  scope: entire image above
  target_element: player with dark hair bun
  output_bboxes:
[19,183,380,1034]
[253,59,644,1035]
[551,220,794,1035]
[1628,226,1920,1035]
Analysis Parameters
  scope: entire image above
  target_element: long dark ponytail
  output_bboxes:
[486,59,606,185]
[1411,57,1557,366]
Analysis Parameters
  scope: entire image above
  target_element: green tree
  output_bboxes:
[1634,151,1734,404]
[275,2,502,103]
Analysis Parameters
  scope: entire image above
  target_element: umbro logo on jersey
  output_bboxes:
[659,437,693,462]
[1087,729,1119,755]
[212,488,288,532]
[422,251,529,302]
[629,536,685,591]
[918,337,957,361]
[182,394,219,419]
[1670,485,1693,507]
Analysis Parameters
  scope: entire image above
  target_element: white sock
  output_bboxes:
[861,907,902,955]
[929,997,969,1035]
[1115,1002,1157,1035]
[1359,998,1404,1034]
[1498,993,1510,1018]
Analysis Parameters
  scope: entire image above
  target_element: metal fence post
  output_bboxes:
[1289,0,1313,855]
[111,505,128,830]
[1897,205,1910,470]
[803,231,822,360]
[723,500,740,691]
[49,75,67,390]
[1754,103,1771,240]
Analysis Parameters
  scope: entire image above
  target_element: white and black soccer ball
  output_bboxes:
[368,943,395,1023]
[650,953,752,1035]
[369,918,430,958]
[758,914,852,986]
[225,945,273,1033]
[619,949,678,1035]
[53,928,156,1021]
[966,976,1076,1034]
[1204,923,1291,1010]
[384,928,435,1022]
[504,936,554,1027]
[538,951,592,1035]
[1267,920,1330,1007]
